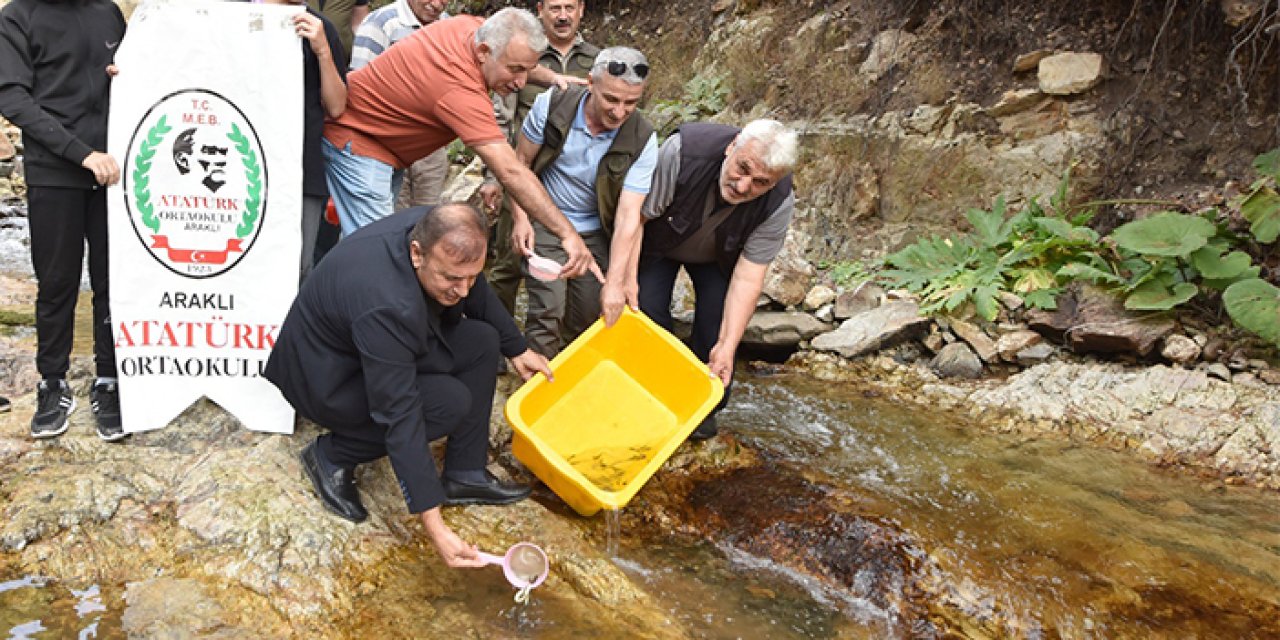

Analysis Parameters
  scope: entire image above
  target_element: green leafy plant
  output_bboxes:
[644,73,729,139]
[880,173,1106,321]
[819,259,872,288]
[1235,148,1280,243]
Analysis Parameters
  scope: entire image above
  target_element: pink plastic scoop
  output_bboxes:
[526,252,563,282]
[478,542,549,601]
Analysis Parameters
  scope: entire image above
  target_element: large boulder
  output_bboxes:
[742,311,831,347]
[811,300,931,358]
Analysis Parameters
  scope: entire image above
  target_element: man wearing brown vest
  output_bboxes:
[483,0,600,315]
[610,119,799,440]
[507,47,657,357]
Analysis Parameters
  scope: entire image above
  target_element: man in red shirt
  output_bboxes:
[323,7,598,278]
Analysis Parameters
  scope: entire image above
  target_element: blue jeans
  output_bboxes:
[321,138,403,236]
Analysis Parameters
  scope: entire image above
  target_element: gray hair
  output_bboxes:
[411,202,488,263]
[475,7,548,58]
[589,47,649,85]
[737,119,799,172]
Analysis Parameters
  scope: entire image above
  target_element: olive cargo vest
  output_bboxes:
[641,123,794,276]
[530,85,655,236]
[514,40,599,134]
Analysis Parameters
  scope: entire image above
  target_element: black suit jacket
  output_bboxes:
[266,207,525,512]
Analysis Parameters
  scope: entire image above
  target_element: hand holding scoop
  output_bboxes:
[526,252,563,282]
[477,542,549,603]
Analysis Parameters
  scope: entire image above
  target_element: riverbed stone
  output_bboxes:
[996,330,1041,361]
[1015,342,1055,365]
[804,285,836,311]
[761,232,813,307]
[833,283,883,319]
[811,300,931,359]
[1038,52,1103,95]
[949,319,999,363]
[1161,334,1201,365]
[742,311,831,347]
[930,342,984,379]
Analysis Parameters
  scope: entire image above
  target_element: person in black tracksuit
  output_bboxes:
[0,0,126,441]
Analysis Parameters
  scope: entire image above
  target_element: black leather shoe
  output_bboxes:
[442,471,531,506]
[300,439,367,523]
[688,416,718,441]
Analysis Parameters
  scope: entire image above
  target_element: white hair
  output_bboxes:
[737,119,799,172]
[590,47,649,85]
[475,8,548,57]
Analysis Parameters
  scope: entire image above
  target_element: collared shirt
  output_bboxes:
[641,132,794,264]
[324,15,504,169]
[521,88,658,233]
[495,34,598,142]
[349,0,447,71]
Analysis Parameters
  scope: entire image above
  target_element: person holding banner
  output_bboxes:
[265,0,348,280]
[322,7,602,281]
[0,0,127,441]
[265,203,550,568]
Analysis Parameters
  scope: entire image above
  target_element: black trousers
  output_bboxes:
[317,318,498,476]
[27,185,116,379]
[637,257,732,417]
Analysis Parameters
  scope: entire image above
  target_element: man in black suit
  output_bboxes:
[266,203,551,568]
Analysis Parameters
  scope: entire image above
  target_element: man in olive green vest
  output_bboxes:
[481,0,599,316]
[507,47,657,357]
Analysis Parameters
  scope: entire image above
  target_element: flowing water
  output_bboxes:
[4,371,1279,637]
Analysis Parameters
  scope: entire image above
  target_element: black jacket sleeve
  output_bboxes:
[0,3,117,167]
[461,275,528,358]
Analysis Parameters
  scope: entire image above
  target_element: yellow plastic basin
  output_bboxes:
[506,308,724,516]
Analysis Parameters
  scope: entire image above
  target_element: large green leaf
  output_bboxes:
[881,236,973,291]
[1253,148,1280,182]
[1202,265,1261,291]
[1239,186,1280,243]
[1057,262,1126,285]
[1223,278,1280,346]
[1112,212,1215,257]
[1190,248,1255,279]
[966,196,1009,249]
[1124,280,1198,310]
[1023,288,1059,310]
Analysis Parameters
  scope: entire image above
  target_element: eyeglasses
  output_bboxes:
[605,60,649,79]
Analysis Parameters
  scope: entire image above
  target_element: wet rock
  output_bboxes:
[122,578,248,637]
[833,282,883,320]
[742,311,831,347]
[803,284,836,311]
[811,300,931,359]
[0,389,682,634]
[1015,342,1055,366]
[949,319,998,363]
[996,330,1041,362]
[1038,52,1103,95]
[931,342,984,379]
[1161,334,1201,365]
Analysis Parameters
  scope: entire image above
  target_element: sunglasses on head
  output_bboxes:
[606,60,649,79]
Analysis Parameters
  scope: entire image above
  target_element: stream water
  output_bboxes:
[365,373,1280,638]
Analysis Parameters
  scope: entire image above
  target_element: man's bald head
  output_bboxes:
[410,203,488,264]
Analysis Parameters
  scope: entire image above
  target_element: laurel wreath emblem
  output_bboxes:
[130,116,263,239]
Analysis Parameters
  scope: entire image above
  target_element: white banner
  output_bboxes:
[108,0,303,433]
